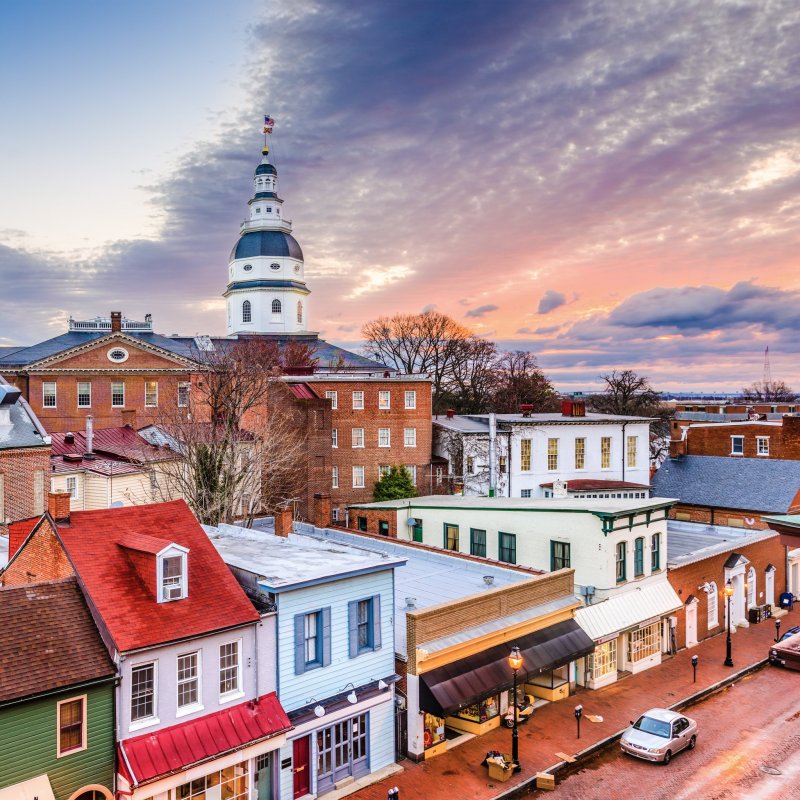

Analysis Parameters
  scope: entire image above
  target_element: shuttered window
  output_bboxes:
[348,595,382,657]
[294,607,331,674]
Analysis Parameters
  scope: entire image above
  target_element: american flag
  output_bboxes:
[263,115,275,134]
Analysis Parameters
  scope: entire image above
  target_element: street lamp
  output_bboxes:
[691,654,698,683]
[508,645,523,772]
[775,618,782,643]
[724,579,734,667]
[574,704,583,739]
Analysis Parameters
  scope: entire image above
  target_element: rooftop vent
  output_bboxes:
[446,409,455,419]
[483,575,495,587]
[520,404,534,417]
[64,432,75,444]
[405,596,417,610]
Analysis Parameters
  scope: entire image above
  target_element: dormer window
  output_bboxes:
[158,547,188,602]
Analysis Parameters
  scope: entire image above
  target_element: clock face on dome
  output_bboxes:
[294,264,301,273]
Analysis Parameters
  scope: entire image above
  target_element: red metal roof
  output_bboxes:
[9,501,259,652]
[51,426,173,463]
[286,382,318,400]
[119,692,291,787]
[538,479,650,491]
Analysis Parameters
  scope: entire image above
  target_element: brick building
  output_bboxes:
[0,377,51,535]
[666,520,786,650]
[670,416,800,460]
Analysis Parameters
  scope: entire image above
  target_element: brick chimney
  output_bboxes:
[313,493,332,528]
[669,438,686,459]
[561,398,586,417]
[446,408,455,419]
[48,491,71,524]
[121,409,137,428]
[110,311,122,333]
[274,506,293,538]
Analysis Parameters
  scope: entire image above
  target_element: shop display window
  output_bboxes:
[628,623,660,663]
[177,761,248,800]
[588,639,617,678]
[423,713,446,749]
[454,695,499,724]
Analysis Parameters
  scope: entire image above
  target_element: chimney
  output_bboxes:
[561,398,586,417]
[520,404,534,417]
[120,409,137,428]
[669,438,686,459]
[84,415,94,459]
[313,493,332,529]
[274,506,293,538]
[446,408,455,419]
[64,432,75,445]
[47,491,71,524]
[110,311,122,333]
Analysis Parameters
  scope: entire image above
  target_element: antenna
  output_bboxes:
[763,346,772,388]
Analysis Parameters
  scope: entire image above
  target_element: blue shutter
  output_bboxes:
[372,594,382,651]
[294,613,306,675]
[321,606,332,667]
[348,600,359,658]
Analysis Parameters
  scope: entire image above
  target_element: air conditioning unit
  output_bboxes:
[163,584,183,601]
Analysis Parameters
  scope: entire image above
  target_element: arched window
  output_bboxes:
[242,300,252,323]
[271,299,281,314]
[707,581,718,629]
[297,300,303,323]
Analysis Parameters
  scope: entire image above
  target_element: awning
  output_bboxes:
[0,775,56,800]
[119,692,291,786]
[418,619,594,717]
[575,582,682,642]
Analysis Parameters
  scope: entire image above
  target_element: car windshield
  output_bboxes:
[780,629,800,641]
[633,715,672,738]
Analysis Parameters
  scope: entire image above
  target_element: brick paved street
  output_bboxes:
[353,609,799,800]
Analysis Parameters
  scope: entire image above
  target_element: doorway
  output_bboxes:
[293,736,311,799]
[685,598,698,647]
[316,713,369,794]
[255,751,273,800]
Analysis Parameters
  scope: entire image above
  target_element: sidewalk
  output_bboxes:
[354,609,797,800]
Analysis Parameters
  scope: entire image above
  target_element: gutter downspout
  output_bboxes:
[621,421,629,482]
[489,413,497,498]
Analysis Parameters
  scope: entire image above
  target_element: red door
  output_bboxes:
[293,736,311,799]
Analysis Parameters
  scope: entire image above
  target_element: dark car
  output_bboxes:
[770,630,800,670]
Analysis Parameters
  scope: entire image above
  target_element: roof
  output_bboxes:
[119,692,291,787]
[0,390,50,450]
[50,455,145,477]
[8,501,259,652]
[51,426,175,463]
[204,523,405,591]
[641,708,683,723]
[433,412,654,433]
[575,581,682,641]
[666,520,778,568]
[0,577,115,704]
[286,382,319,400]
[652,456,800,513]
[231,230,303,261]
[539,479,650,491]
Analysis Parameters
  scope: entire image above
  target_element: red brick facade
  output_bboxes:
[677,416,800,459]
[668,493,800,529]
[1,515,73,585]
[346,507,399,538]
[0,445,51,536]
[668,535,786,650]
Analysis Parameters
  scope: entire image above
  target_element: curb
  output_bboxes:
[491,658,769,799]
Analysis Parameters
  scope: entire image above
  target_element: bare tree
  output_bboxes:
[491,351,560,413]
[739,380,797,403]
[443,337,499,413]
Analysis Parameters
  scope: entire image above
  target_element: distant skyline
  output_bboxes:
[1,1,799,391]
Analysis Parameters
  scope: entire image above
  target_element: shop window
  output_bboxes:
[453,696,499,724]
[499,532,516,564]
[423,713,446,751]
[348,596,381,656]
[550,540,570,570]
[634,537,645,576]
[470,528,487,557]
[627,622,660,663]
[317,713,369,793]
[177,762,248,800]
[444,523,459,551]
[588,640,617,679]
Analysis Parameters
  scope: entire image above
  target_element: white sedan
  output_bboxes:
[620,708,698,764]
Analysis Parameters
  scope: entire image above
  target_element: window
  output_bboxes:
[352,466,365,488]
[178,763,248,800]
[499,532,516,564]
[145,380,158,408]
[588,640,617,680]
[332,508,340,522]
[107,347,129,363]
[349,596,381,656]
[404,427,417,447]
[574,438,586,469]
[435,466,443,485]
[550,540,570,570]
[378,464,391,479]
[352,427,365,448]
[651,533,661,571]
[628,622,660,662]
[242,300,252,323]
[707,581,719,629]
[295,608,331,673]
[111,381,125,408]
[627,436,637,468]
[352,391,364,410]
[331,428,338,448]
[177,382,190,407]
[634,537,644,576]
[757,437,769,456]
[378,390,390,409]
[131,663,155,722]
[616,541,627,582]
[601,437,612,469]
[405,464,417,484]
[243,263,253,271]
[43,381,57,408]
[66,476,77,499]
[520,439,531,471]
[332,466,339,489]
[177,652,200,709]
[159,552,186,602]
[57,696,86,756]
[357,516,367,532]
[404,390,416,409]
[325,390,338,409]
[547,438,559,471]
[470,528,486,557]
[499,455,507,474]
[378,428,390,447]
[77,381,91,408]
[270,262,281,271]
[271,298,282,314]
[521,489,531,498]
[466,456,474,474]
[378,520,389,536]
[297,301,303,323]
[219,641,240,696]
[444,523,459,551]
[731,435,744,455]
[412,519,423,542]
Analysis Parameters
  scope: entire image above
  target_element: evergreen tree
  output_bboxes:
[373,466,418,501]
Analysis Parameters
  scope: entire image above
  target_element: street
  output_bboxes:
[549,666,800,800]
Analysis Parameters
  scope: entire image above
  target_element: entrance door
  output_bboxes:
[293,736,310,799]
[316,713,369,794]
[255,752,273,800]
[685,600,698,647]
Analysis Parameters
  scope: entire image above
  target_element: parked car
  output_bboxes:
[620,708,697,764]
[770,630,800,670]
[779,625,800,642]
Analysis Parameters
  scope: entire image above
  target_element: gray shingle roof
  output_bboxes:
[0,377,49,450]
[653,455,800,513]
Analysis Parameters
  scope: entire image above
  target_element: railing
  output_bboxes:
[69,318,153,332]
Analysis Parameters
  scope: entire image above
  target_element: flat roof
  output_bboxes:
[205,523,405,591]
[433,412,654,432]
[666,520,778,568]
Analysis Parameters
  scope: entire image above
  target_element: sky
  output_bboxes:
[1,0,799,392]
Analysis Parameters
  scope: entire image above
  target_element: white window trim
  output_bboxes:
[404,390,416,410]
[352,428,365,448]
[353,466,365,489]
[731,435,744,455]
[157,545,189,603]
[176,650,204,717]
[66,476,78,499]
[56,694,87,758]
[378,391,391,410]
[352,391,365,410]
[129,661,159,731]
[331,428,338,448]
[77,381,92,409]
[756,436,770,456]
[404,428,417,448]
[42,382,57,408]
[111,382,125,408]
[177,382,190,408]
[332,466,339,489]
[378,428,391,448]
[219,638,244,704]
[145,381,159,409]
[326,390,338,410]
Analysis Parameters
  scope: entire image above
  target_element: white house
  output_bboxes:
[433,400,653,499]
[348,494,682,689]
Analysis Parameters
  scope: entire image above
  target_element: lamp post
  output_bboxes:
[724,579,734,667]
[508,645,523,772]
[574,704,583,739]
[691,654,698,683]
[775,618,782,642]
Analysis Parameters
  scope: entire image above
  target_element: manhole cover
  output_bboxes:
[760,766,782,776]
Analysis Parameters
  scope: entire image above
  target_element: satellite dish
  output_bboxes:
[406,518,418,527]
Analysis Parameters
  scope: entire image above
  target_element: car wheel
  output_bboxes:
[504,718,514,729]
[663,750,672,765]
[687,735,696,750]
